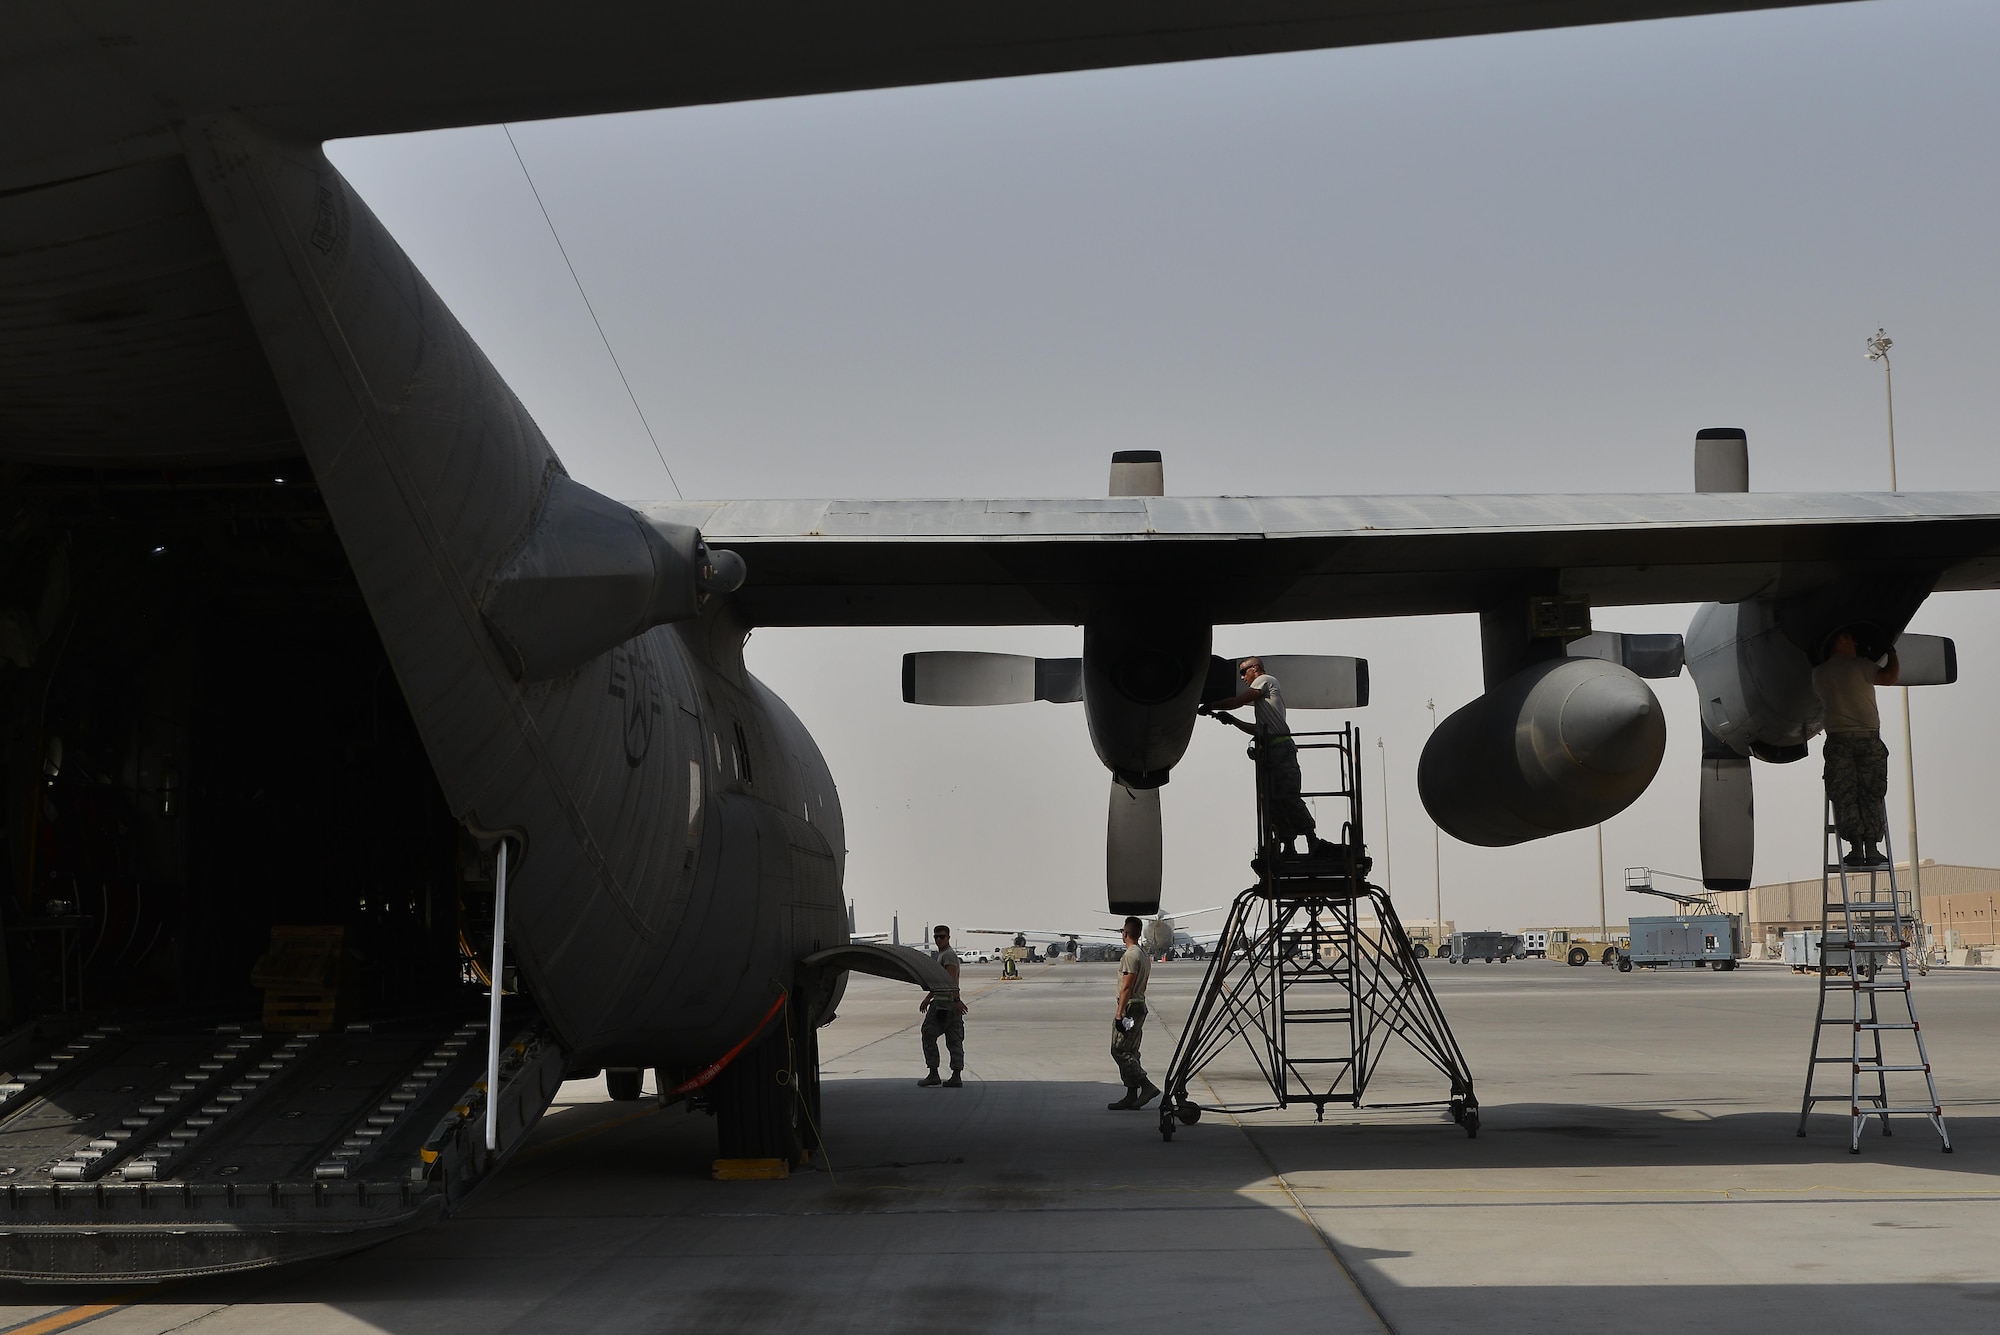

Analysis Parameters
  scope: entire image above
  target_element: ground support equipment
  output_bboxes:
[1157,724,1476,1141]
[1797,803,1950,1154]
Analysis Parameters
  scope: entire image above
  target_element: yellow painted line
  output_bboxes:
[0,1292,150,1335]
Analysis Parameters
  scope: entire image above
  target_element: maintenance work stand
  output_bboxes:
[1797,802,1950,1154]
[1157,723,1477,1142]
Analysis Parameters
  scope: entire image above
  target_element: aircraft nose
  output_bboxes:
[1561,671,1661,775]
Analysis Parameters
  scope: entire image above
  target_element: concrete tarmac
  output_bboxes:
[5,958,2000,1333]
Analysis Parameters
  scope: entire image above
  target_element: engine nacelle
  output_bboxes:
[1082,614,1212,787]
[1418,657,1666,847]
[1684,600,1820,761]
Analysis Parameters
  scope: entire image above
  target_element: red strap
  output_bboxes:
[671,992,788,1096]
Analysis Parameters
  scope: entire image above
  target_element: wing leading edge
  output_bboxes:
[636,492,2000,628]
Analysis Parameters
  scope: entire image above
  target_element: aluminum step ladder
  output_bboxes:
[1796,804,1949,1153]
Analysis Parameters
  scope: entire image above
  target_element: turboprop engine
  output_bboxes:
[1418,655,1668,847]
[1661,427,1957,890]
[897,451,1369,916]
[1684,596,1956,888]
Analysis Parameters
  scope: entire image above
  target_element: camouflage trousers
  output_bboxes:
[1823,731,1889,846]
[1259,742,1318,848]
[1112,1000,1149,1089]
[921,1002,964,1072]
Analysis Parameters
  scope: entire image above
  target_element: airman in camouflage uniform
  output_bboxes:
[1811,629,1900,867]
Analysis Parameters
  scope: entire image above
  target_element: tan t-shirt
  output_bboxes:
[1119,944,1152,1006]
[931,947,961,999]
[1250,674,1288,739]
[1812,655,1881,734]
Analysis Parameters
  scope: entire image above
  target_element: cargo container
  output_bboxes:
[1617,914,1744,972]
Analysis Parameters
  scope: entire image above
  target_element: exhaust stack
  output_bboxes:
[1694,428,1749,493]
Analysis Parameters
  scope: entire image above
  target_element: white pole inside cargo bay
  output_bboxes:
[486,840,509,1152]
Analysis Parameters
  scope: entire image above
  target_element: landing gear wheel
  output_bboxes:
[606,1068,644,1101]
[713,1027,808,1165]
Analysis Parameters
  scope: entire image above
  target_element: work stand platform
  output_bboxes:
[1157,724,1477,1141]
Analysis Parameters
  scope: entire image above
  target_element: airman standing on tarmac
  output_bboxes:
[918,925,966,1088]
[1108,916,1162,1110]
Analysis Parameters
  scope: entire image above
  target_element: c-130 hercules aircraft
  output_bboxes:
[1,0,1989,1282]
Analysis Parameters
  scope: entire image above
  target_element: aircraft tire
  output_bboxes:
[606,1068,645,1101]
[713,1028,807,1165]
[716,996,822,1165]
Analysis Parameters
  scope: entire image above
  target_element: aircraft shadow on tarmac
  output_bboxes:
[1239,1101,1995,1173]
[3,1079,1997,1330]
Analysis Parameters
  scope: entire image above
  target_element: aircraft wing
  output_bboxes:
[637,492,2000,628]
[21,2,1847,151]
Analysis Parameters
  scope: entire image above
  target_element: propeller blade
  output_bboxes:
[901,652,1084,705]
[1107,782,1163,916]
[1699,730,1754,890]
[1251,655,1369,709]
[1894,633,1957,687]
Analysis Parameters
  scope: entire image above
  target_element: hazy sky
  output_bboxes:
[328,0,2000,938]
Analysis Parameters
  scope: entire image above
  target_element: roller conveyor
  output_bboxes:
[0,1008,567,1280]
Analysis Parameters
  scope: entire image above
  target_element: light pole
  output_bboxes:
[1376,736,1393,896]
[1596,825,1607,942]
[1427,699,1441,939]
[1868,328,1925,942]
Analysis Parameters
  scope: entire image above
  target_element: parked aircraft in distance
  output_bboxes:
[973,908,1234,962]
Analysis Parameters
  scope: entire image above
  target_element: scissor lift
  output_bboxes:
[1157,724,1477,1140]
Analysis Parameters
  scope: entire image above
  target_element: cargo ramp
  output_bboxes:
[0,1008,564,1281]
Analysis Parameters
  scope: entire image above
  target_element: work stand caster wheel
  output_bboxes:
[1449,1097,1467,1125]
[1461,1108,1480,1139]
[1159,1108,1176,1142]
[1175,1102,1202,1126]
